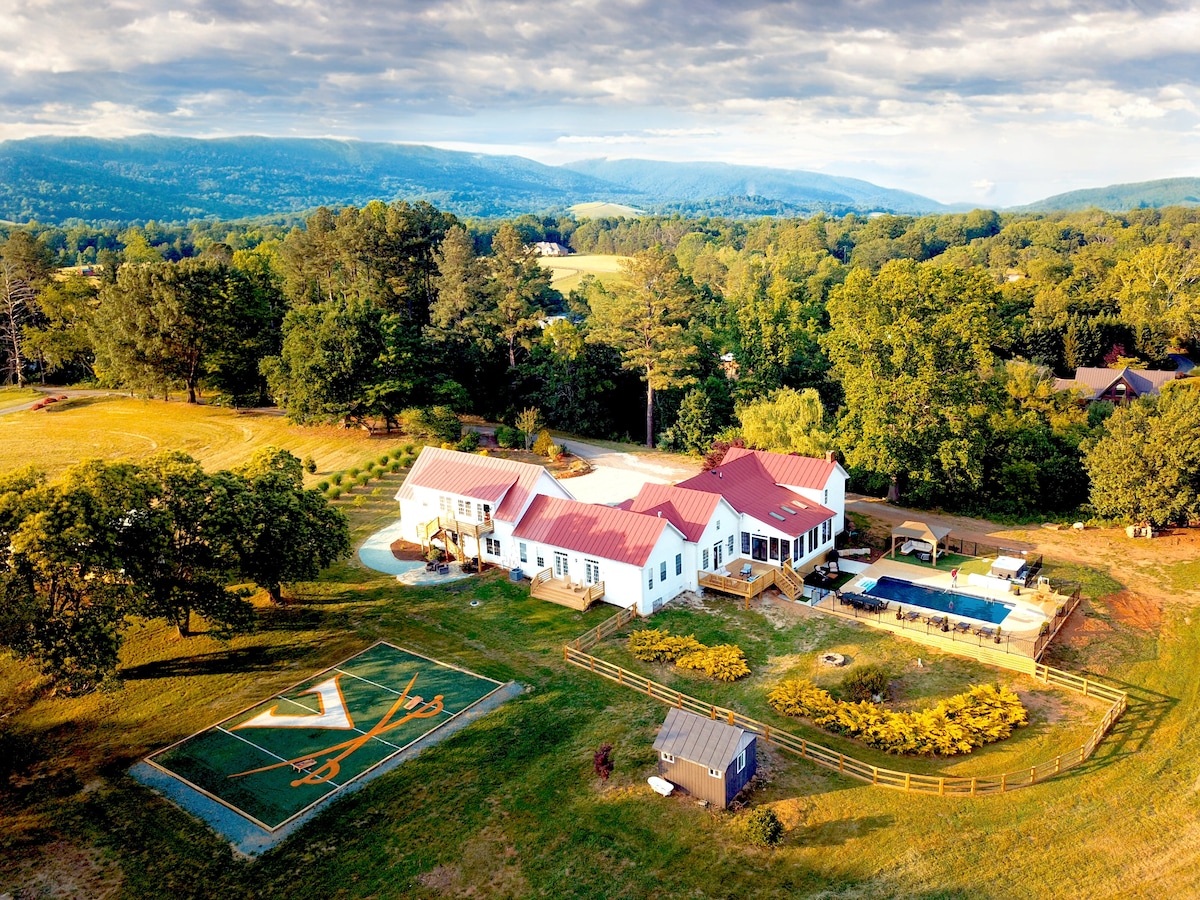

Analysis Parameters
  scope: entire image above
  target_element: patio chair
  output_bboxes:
[974,625,995,639]
[953,621,971,634]
[740,563,753,577]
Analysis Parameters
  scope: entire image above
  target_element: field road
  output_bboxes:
[0,387,127,416]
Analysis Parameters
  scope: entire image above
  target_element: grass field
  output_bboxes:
[538,253,631,293]
[0,395,415,484]
[1,404,1198,898]
[568,201,645,218]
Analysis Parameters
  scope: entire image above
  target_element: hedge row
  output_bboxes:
[627,628,750,682]
[767,679,1028,756]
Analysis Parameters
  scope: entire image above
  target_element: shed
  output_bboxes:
[890,520,952,565]
[652,708,756,808]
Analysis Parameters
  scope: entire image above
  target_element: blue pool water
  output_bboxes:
[864,576,1012,624]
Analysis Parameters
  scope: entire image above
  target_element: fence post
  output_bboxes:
[1000,773,1006,791]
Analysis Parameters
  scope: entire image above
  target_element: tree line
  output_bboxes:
[2,202,1198,525]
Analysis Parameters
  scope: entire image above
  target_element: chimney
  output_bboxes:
[825,450,837,464]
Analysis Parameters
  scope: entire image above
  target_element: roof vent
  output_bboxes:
[780,506,797,515]
[769,511,786,522]
[657,511,662,517]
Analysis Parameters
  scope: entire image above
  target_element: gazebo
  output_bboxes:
[889,520,952,565]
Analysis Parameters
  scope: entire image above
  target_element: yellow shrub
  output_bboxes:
[628,630,749,680]
[676,645,751,682]
[627,629,703,662]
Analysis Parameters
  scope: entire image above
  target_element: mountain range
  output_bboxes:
[0,135,1194,225]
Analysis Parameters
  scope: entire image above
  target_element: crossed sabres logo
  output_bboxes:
[228,673,444,788]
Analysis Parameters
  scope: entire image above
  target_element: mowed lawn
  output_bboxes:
[1,416,1199,898]
[0,395,413,483]
[538,254,631,293]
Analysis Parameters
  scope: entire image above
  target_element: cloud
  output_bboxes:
[0,0,1196,205]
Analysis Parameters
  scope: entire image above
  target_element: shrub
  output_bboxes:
[628,629,704,662]
[316,480,330,492]
[455,431,481,452]
[371,487,383,496]
[843,665,890,702]
[404,443,416,454]
[548,443,565,461]
[390,461,403,472]
[303,455,317,474]
[532,429,553,456]
[495,424,523,449]
[399,455,415,468]
[676,645,751,682]
[400,406,462,443]
[348,467,361,477]
[378,454,390,465]
[767,679,1028,756]
[327,487,342,499]
[332,472,345,485]
[742,807,783,848]
[356,473,371,486]
[352,496,365,507]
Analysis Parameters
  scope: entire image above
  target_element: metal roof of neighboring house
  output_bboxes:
[1054,366,1178,400]
[512,494,674,567]
[720,446,839,490]
[622,483,724,542]
[395,447,571,522]
[652,708,754,771]
[676,452,834,537]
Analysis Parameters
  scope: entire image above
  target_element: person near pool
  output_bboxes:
[950,567,959,590]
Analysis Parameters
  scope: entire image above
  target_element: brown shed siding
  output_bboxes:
[657,755,729,807]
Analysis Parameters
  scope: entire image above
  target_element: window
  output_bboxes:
[702,549,710,570]
[675,553,682,576]
[660,561,667,582]
[554,552,568,577]
[519,542,527,563]
[727,535,734,556]
[439,495,451,514]
[781,540,791,563]
[793,538,801,560]
[457,498,472,518]
[822,519,831,543]
[716,519,721,532]
[536,554,544,568]
[708,767,722,779]
[736,750,747,774]
[479,503,491,523]
[485,537,500,556]
[807,526,818,554]
[585,559,600,584]
[647,569,654,589]
[741,532,751,554]
[769,537,779,560]
[661,752,674,763]
[824,488,829,505]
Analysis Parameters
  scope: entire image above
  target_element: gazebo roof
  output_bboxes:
[891,520,952,545]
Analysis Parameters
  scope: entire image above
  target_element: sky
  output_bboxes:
[1,0,1198,207]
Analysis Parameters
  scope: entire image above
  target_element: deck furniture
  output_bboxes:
[740,563,753,577]
[953,621,971,634]
[974,625,996,639]
[926,614,948,628]
[902,610,921,623]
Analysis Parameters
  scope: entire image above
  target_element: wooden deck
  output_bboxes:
[418,516,494,561]
[697,558,802,606]
[530,568,606,611]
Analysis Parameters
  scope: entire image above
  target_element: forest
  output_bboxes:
[2,202,1198,525]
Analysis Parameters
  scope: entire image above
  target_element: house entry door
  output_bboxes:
[554,552,569,577]
[713,542,723,567]
[751,536,768,562]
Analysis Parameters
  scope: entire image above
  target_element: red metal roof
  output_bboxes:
[676,452,833,537]
[512,495,672,567]
[720,446,837,490]
[624,483,722,543]
[396,447,569,522]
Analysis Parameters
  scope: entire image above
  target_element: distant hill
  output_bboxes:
[563,158,958,216]
[0,136,636,223]
[1017,177,1200,212]
[0,136,959,225]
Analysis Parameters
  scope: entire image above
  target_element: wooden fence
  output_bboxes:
[564,606,1128,796]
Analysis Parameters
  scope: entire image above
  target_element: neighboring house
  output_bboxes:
[394,447,573,567]
[395,445,848,614]
[653,707,757,809]
[512,494,688,615]
[1054,366,1181,403]
[533,241,571,256]
[675,447,847,574]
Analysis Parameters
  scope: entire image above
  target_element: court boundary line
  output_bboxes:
[143,641,508,833]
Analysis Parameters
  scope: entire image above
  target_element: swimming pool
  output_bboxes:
[864,575,1012,625]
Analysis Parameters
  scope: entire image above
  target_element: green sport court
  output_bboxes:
[141,642,508,839]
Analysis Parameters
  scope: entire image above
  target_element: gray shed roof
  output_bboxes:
[653,708,754,771]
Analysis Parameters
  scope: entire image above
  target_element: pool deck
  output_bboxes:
[842,557,1056,638]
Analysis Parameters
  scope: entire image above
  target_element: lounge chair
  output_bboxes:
[926,615,948,629]
[974,625,996,639]
[903,610,921,623]
[953,621,971,634]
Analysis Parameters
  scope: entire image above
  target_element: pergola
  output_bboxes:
[890,520,952,565]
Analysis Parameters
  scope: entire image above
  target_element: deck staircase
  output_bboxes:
[776,560,802,601]
[418,517,467,562]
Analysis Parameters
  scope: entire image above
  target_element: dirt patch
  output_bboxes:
[4,841,123,900]
[1099,590,1162,631]
[1056,602,1115,649]
[415,827,527,899]
[1016,689,1069,726]
[388,539,426,561]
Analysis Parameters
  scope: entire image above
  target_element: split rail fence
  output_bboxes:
[564,605,1127,796]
